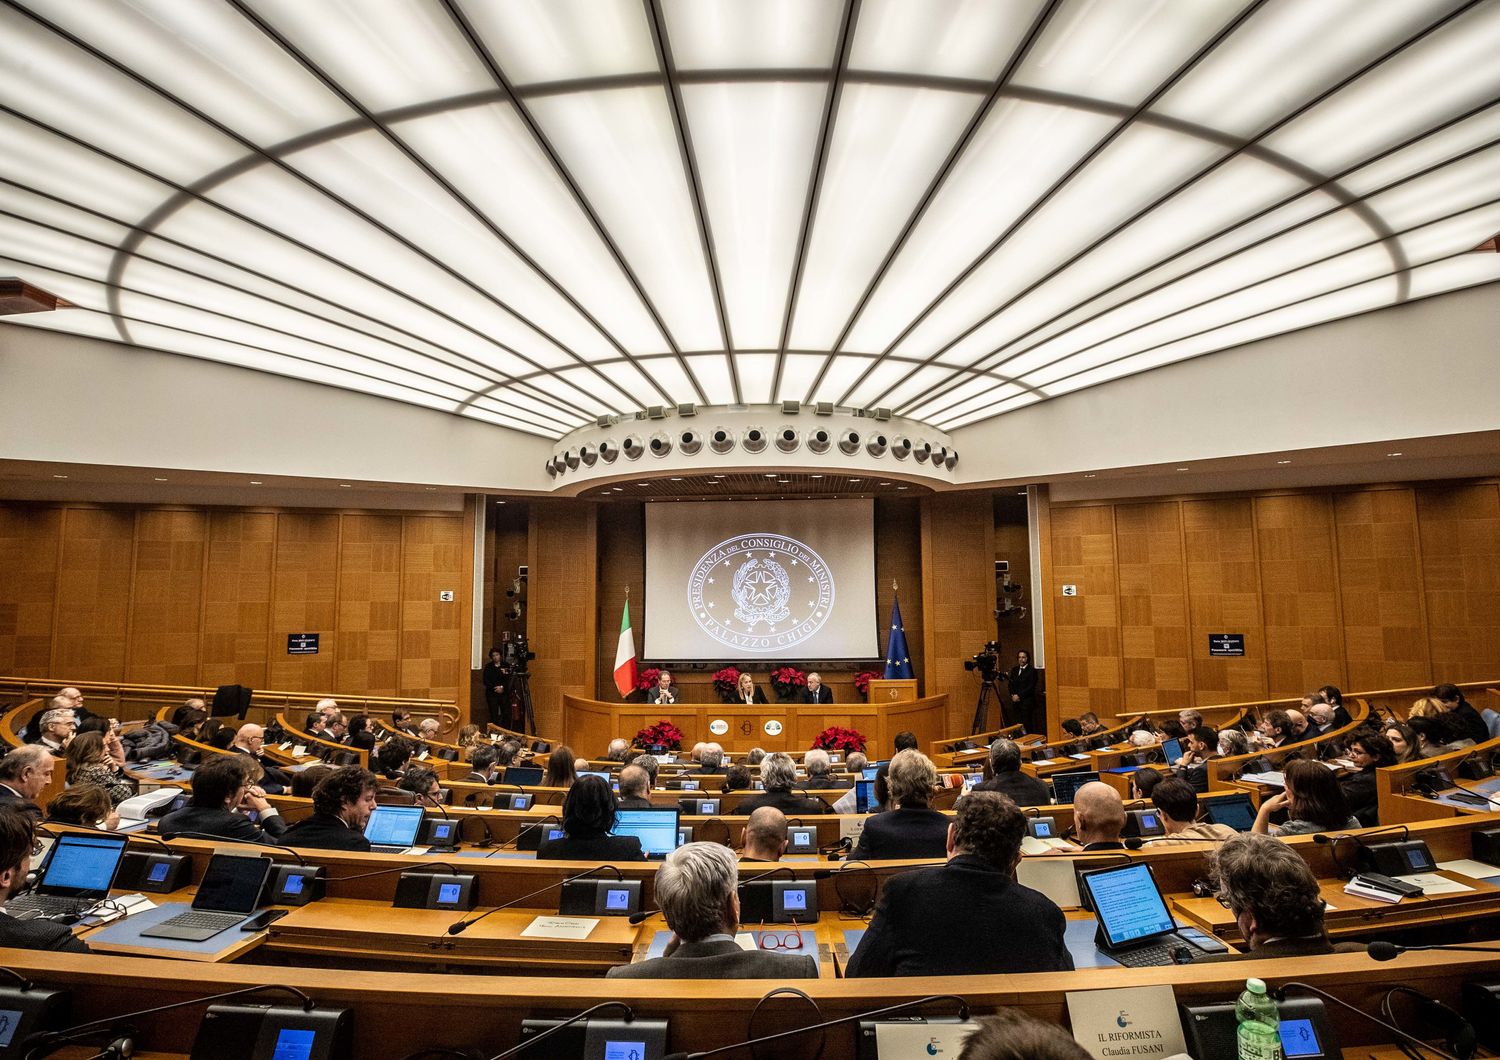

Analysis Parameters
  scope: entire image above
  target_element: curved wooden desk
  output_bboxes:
[563,693,948,756]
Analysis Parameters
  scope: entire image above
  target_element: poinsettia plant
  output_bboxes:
[853,670,881,697]
[634,719,683,750]
[710,666,742,703]
[813,726,867,753]
[769,665,807,701]
[635,667,663,693]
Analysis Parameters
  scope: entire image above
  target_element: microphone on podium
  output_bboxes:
[660,993,969,1060]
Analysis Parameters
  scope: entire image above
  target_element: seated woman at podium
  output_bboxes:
[646,670,677,705]
[735,672,767,705]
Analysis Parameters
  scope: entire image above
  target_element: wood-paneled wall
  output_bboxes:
[527,502,598,736]
[921,493,996,732]
[1042,480,1500,717]
[0,502,468,703]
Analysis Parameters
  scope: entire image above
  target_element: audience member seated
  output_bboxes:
[606,842,815,980]
[1217,728,1251,758]
[605,737,630,762]
[693,744,726,776]
[633,754,660,789]
[1257,710,1294,748]
[544,745,579,790]
[1174,725,1218,792]
[741,807,787,862]
[0,746,53,821]
[279,767,378,852]
[1339,732,1396,827]
[172,700,208,735]
[845,751,868,775]
[1384,721,1420,763]
[973,738,1049,807]
[687,742,706,765]
[290,764,335,800]
[398,765,444,807]
[495,739,522,769]
[33,706,76,755]
[737,753,829,816]
[721,763,752,794]
[1433,683,1490,745]
[957,1011,1091,1060]
[1195,832,1363,963]
[846,792,1072,977]
[345,714,377,753]
[377,736,414,780]
[616,765,653,809]
[1408,713,1472,757]
[456,724,480,749]
[462,745,500,785]
[65,731,135,806]
[1125,728,1160,764]
[1306,702,1336,737]
[1253,758,1359,837]
[1285,709,1311,740]
[893,730,919,753]
[1150,778,1236,844]
[537,775,646,862]
[803,748,847,789]
[745,747,766,766]
[45,784,118,831]
[1178,708,1203,731]
[1077,713,1106,737]
[1129,768,1163,802]
[389,708,418,736]
[231,723,291,793]
[850,750,949,860]
[0,806,88,952]
[1070,782,1126,850]
[418,718,441,741]
[1318,685,1354,729]
[159,755,287,842]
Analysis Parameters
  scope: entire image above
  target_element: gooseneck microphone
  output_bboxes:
[488,1002,633,1060]
[162,830,308,865]
[1273,982,1463,1060]
[628,865,799,925]
[447,865,623,935]
[1368,940,1500,961]
[661,994,969,1060]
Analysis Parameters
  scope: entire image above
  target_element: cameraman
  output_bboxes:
[481,646,508,729]
[1005,650,1039,731]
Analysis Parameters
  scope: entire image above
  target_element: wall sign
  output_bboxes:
[1208,633,1245,656]
[1061,584,1078,596]
[763,719,783,737]
[287,633,320,655]
[708,719,729,736]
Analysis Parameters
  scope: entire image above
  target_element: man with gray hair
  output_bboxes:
[845,751,868,774]
[746,747,765,766]
[605,737,630,762]
[741,806,788,862]
[633,754,660,788]
[803,748,848,789]
[606,842,816,980]
[34,707,76,755]
[737,752,828,815]
[694,743,726,776]
[974,738,1049,807]
[616,765,653,809]
[0,745,54,820]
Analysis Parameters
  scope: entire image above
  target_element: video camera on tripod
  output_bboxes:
[501,634,535,674]
[963,641,1002,681]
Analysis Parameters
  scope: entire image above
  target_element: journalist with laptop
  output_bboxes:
[0,805,89,952]
[3,831,127,920]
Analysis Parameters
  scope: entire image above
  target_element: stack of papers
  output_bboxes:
[1239,771,1285,786]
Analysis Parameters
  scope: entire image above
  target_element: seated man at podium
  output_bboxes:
[802,672,832,704]
[735,672,767,705]
[646,670,678,705]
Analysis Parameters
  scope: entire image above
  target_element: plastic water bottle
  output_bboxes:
[1235,977,1283,1059]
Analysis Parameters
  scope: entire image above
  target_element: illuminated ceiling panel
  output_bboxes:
[2,0,1496,439]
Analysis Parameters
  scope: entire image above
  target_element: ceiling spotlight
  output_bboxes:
[775,426,800,454]
[339,483,353,488]
[1387,452,1403,457]
[1084,473,1097,479]
[808,428,831,455]
[622,435,644,459]
[598,440,619,463]
[811,474,823,479]
[897,485,909,490]
[709,427,735,455]
[913,440,932,464]
[944,450,958,470]
[838,429,861,456]
[580,444,598,467]
[866,434,888,458]
[1277,459,1292,465]
[679,429,702,456]
[765,473,777,478]
[154,477,168,482]
[670,476,684,481]
[52,474,68,479]
[564,448,580,470]
[1175,467,1189,472]
[891,436,913,460]
[648,431,673,457]
[250,480,263,485]
[423,486,437,491]
[743,427,767,454]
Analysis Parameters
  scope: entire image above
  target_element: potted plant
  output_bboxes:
[853,670,881,699]
[635,667,662,700]
[813,725,867,754]
[634,719,684,751]
[710,667,741,704]
[769,665,807,702]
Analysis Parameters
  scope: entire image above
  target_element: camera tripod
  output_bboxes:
[507,670,537,736]
[970,674,1009,735]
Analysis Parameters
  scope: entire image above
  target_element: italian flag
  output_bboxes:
[613,599,637,697]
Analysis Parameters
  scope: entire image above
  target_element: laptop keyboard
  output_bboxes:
[5,894,87,917]
[159,910,245,931]
[1112,942,1181,967]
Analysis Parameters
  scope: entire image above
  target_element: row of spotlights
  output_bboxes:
[546,428,957,476]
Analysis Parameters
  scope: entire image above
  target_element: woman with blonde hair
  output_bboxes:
[1407,696,1442,719]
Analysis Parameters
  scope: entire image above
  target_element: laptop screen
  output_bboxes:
[1203,793,1256,832]
[1051,770,1099,805]
[192,854,271,914]
[1161,738,1183,764]
[1085,863,1176,948]
[39,833,127,896]
[612,808,680,856]
[855,779,877,813]
[503,765,544,787]
[364,805,425,847]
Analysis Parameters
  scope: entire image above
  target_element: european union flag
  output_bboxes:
[884,595,913,680]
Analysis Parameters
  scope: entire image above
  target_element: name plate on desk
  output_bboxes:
[1066,985,1186,1060]
[520,915,599,940]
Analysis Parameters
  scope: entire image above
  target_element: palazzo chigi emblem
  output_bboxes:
[687,534,834,652]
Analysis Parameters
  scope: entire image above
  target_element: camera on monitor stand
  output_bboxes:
[501,634,535,674]
[963,641,1002,681]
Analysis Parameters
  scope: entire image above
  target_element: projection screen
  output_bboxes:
[643,499,878,660]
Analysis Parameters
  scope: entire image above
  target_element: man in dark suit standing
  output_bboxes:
[802,672,833,704]
[277,767,377,852]
[0,805,87,952]
[607,842,816,980]
[1004,650,1039,731]
[845,792,1072,977]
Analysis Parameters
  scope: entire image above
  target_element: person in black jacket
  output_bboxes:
[0,805,88,953]
[537,775,646,862]
[0,745,53,822]
[736,753,830,816]
[851,750,950,860]
[229,723,291,794]
[481,647,508,728]
[846,792,1072,977]
[801,672,833,705]
[615,765,654,809]
[159,754,287,842]
[1003,651,1040,730]
[973,738,1050,807]
[1434,683,1490,746]
[1339,732,1395,828]
[279,766,378,852]
[734,673,768,705]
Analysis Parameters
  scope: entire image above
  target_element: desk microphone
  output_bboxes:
[1273,982,1466,1060]
[499,814,559,850]
[1313,825,1409,878]
[1367,940,1500,961]
[1123,833,1232,850]
[660,994,968,1060]
[163,831,308,865]
[447,865,623,935]
[488,1002,633,1060]
[628,865,797,925]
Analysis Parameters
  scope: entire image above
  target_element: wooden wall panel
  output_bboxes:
[528,503,598,736]
[993,520,1033,661]
[1183,499,1266,704]
[399,515,465,702]
[595,504,644,700]
[200,511,274,689]
[1256,494,1344,698]
[921,494,999,732]
[1045,504,1121,717]
[126,509,207,687]
[51,508,135,681]
[337,514,402,697]
[1115,502,1190,711]
[268,513,340,692]
[1334,489,1431,691]
[1417,483,1500,682]
[0,506,61,676]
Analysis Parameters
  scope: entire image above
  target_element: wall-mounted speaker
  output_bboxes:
[564,448,580,470]
[913,440,932,463]
[808,428,831,454]
[891,436,913,459]
[679,429,702,455]
[544,459,558,478]
[781,400,801,415]
[945,449,958,469]
[622,435,644,459]
[743,427,767,453]
[579,444,597,467]
[648,431,672,457]
[866,433,888,457]
[598,440,618,463]
[709,427,735,454]
[774,426,800,453]
[838,429,861,455]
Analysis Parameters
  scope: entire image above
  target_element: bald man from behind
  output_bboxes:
[741,806,788,862]
[1070,782,1126,851]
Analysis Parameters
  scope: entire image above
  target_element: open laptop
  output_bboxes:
[503,765,544,787]
[4,833,128,917]
[1202,792,1257,832]
[1081,861,1197,967]
[141,853,272,942]
[611,808,680,859]
[1051,770,1099,805]
[363,805,426,853]
[1160,737,1183,764]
